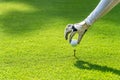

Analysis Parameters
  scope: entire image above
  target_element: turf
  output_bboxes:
[0,0,120,80]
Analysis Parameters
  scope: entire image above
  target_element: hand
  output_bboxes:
[64,21,89,44]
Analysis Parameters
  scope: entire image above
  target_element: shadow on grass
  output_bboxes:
[0,11,48,34]
[74,58,120,76]
[0,0,119,36]
[0,0,99,35]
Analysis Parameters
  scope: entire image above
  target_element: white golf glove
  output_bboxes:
[64,21,90,44]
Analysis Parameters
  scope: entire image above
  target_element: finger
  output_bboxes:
[77,30,87,44]
[77,33,83,44]
[64,30,71,40]
[69,31,76,43]
[64,24,73,40]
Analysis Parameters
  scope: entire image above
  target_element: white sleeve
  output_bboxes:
[85,0,120,25]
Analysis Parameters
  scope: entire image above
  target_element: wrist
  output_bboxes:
[74,21,90,31]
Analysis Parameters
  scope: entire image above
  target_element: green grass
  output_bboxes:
[0,0,120,80]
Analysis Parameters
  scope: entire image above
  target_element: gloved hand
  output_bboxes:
[64,21,90,44]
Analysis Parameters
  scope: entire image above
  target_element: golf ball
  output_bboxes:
[70,39,78,47]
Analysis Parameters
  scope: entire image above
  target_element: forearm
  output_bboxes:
[85,0,120,26]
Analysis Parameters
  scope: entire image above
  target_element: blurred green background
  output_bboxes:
[0,0,120,80]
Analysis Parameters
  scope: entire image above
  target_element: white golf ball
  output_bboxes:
[70,39,78,47]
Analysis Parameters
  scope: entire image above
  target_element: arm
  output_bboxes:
[64,0,120,44]
[85,0,120,25]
